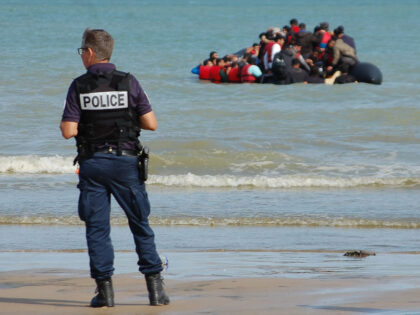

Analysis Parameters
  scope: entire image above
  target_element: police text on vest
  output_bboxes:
[80,91,128,110]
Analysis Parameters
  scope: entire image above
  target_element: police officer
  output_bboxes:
[60,28,169,307]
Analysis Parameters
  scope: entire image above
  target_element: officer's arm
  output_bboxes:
[139,111,157,131]
[60,121,78,139]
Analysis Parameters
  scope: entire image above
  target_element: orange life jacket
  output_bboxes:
[321,31,332,45]
[228,67,241,83]
[241,64,256,83]
[209,66,223,83]
[199,65,212,80]
[292,25,300,33]
[264,42,276,63]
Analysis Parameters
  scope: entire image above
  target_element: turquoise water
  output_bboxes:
[0,0,419,279]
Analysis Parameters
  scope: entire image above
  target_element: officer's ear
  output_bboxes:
[82,47,97,69]
[87,47,95,59]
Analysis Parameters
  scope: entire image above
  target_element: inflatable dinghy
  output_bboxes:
[350,62,383,85]
[232,47,383,85]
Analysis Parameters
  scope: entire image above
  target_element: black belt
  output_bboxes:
[94,147,138,157]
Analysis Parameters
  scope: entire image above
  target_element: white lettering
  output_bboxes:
[92,96,100,107]
[79,91,128,110]
[110,94,117,106]
[82,96,91,108]
[118,93,125,106]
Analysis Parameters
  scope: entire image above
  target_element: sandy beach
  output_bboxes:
[1,269,419,314]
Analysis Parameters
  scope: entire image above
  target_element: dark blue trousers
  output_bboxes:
[77,153,162,280]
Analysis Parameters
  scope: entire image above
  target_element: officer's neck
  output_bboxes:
[85,59,110,69]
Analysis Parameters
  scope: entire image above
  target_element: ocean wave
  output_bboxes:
[1,155,418,188]
[149,173,419,188]
[1,215,420,229]
[0,155,75,174]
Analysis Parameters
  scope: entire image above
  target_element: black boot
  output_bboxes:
[145,272,170,305]
[90,278,114,307]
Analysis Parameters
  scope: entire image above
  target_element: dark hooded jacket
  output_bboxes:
[293,31,319,58]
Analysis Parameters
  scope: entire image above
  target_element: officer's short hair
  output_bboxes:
[82,28,114,61]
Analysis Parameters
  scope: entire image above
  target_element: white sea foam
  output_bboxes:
[1,155,418,188]
[1,215,420,229]
[230,160,277,172]
[0,155,75,174]
[149,173,419,188]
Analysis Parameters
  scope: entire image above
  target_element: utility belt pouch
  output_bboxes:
[74,137,93,165]
[137,145,149,182]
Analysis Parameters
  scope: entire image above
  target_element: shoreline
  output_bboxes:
[1,269,420,314]
[2,250,420,281]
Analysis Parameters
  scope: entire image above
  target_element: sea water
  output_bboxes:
[0,0,419,280]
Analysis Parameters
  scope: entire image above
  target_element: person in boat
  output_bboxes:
[209,58,228,83]
[317,22,332,48]
[319,40,334,76]
[326,37,358,74]
[298,22,309,34]
[198,59,213,80]
[334,25,356,52]
[227,61,242,83]
[259,28,282,69]
[222,55,233,77]
[224,54,238,66]
[191,58,213,80]
[303,51,342,84]
[305,51,344,84]
[305,48,326,78]
[289,43,311,72]
[246,43,260,58]
[263,34,285,72]
[293,23,319,58]
[241,54,263,83]
[209,51,218,65]
[282,25,293,46]
[290,18,300,33]
[287,58,309,84]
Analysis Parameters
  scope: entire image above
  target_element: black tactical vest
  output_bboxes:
[74,70,140,156]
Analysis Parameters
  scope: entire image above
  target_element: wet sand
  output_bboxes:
[1,269,420,314]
